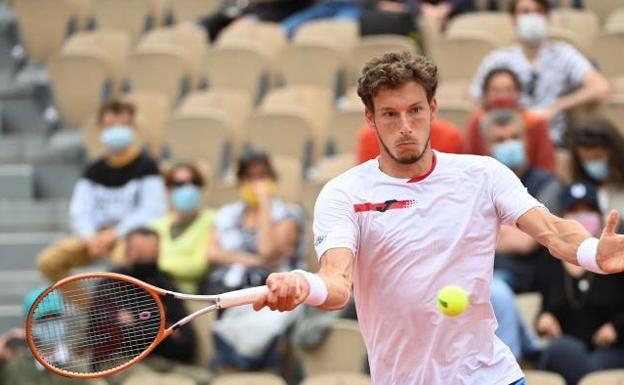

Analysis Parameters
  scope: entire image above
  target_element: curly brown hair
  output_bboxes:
[357,51,438,113]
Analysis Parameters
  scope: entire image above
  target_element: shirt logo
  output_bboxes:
[314,234,327,247]
[353,199,416,213]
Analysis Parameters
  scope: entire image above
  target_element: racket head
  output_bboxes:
[26,272,167,378]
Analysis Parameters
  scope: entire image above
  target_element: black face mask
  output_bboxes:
[130,262,159,278]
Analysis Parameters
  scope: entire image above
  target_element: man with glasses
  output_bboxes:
[470,0,610,145]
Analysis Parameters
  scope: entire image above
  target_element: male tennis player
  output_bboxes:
[253,52,624,385]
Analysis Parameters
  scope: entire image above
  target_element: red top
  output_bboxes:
[356,118,464,165]
[464,109,555,173]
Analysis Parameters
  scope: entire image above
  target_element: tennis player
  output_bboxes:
[252,52,624,385]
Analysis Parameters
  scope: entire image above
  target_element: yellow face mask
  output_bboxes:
[239,181,277,207]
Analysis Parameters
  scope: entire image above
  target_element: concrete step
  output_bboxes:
[0,164,33,199]
[0,199,68,232]
[0,232,64,269]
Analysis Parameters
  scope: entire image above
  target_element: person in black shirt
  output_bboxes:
[537,182,624,385]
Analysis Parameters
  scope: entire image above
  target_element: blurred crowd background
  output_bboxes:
[0,0,623,384]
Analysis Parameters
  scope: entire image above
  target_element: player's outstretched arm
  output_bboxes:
[253,247,354,312]
[517,207,624,274]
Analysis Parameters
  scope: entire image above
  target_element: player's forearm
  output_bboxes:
[316,270,352,311]
[532,216,592,265]
[551,75,609,113]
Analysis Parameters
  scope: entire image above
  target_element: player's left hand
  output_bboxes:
[597,210,624,274]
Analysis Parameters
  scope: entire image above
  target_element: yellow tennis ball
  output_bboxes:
[437,285,468,317]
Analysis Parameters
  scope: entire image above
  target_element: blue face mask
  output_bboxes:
[492,139,526,169]
[171,185,202,213]
[100,125,135,151]
[583,159,609,182]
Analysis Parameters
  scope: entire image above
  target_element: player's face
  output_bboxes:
[366,81,436,165]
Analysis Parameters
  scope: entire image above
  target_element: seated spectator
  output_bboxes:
[0,288,91,385]
[194,0,314,42]
[282,0,363,39]
[153,162,215,294]
[204,152,305,293]
[107,228,211,385]
[465,67,555,172]
[37,101,167,282]
[537,182,624,385]
[357,117,464,164]
[566,117,624,216]
[483,109,563,292]
[470,0,610,144]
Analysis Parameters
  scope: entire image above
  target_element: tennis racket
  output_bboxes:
[25,272,268,378]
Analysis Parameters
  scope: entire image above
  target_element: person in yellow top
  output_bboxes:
[152,162,215,293]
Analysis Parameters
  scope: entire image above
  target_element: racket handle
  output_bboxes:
[218,285,269,308]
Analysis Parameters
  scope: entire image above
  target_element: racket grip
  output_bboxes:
[219,285,269,308]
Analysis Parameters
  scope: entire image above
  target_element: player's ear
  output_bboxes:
[429,97,438,119]
[365,108,375,128]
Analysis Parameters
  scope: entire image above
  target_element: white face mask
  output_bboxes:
[516,13,549,44]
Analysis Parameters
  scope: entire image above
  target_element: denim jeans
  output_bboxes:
[282,1,361,38]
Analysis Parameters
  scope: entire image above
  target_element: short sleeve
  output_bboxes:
[313,182,359,261]
[558,43,592,87]
[489,159,544,225]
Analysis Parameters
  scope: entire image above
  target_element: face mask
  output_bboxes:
[488,96,518,110]
[582,159,609,182]
[171,185,202,213]
[516,13,548,44]
[565,211,602,237]
[239,181,277,207]
[100,125,135,151]
[492,139,526,169]
[33,320,66,346]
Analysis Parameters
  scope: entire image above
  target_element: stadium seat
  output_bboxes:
[218,21,286,57]
[585,0,624,23]
[550,8,599,52]
[66,0,94,30]
[13,0,77,63]
[245,111,316,167]
[170,0,221,23]
[429,33,499,83]
[297,319,367,376]
[349,35,419,85]
[605,8,624,34]
[272,155,303,204]
[329,107,365,155]
[605,96,624,135]
[123,90,171,158]
[48,53,112,128]
[62,30,131,96]
[127,45,192,104]
[278,44,345,95]
[590,33,624,80]
[446,11,515,47]
[165,111,235,176]
[579,369,624,385]
[211,373,286,385]
[204,46,275,102]
[140,26,207,88]
[524,370,566,385]
[436,99,472,132]
[515,292,541,335]
[293,19,359,53]
[301,373,371,385]
[311,153,356,183]
[91,0,161,43]
[547,26,587,56]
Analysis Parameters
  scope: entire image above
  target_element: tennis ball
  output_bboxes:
[437,285,468,317]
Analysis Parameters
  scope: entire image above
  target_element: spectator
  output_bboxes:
[106,228,211,385]
[465,67,555,172]
[566,117,624,216]
[153,162,215,294]
[37,101,167,282]
[357,117,464,164]
[470,0,610,144]
[204,152,305,293]
[0,288,91,385]
[483,109,563,292]
[193,0,314,42]
[282,0,363,39]
[537,182,624,385]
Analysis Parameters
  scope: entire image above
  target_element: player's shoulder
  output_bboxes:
[437,151,499,169]
[322,159,374,190]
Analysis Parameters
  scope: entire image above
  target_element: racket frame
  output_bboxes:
[26,272,267,378]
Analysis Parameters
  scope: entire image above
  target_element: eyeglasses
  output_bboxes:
[527,72,539,99]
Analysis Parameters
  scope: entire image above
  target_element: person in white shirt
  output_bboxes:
[470,0,609,145]
[252,51,624,385]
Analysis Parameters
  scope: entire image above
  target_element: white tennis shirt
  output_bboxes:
[313,151,543,385]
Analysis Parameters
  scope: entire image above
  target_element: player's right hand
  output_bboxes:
[253,272,310,312]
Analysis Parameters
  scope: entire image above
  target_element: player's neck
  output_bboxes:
[378,148,434,179]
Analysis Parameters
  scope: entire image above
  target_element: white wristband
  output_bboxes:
[292,270,328,306]
[576,237,606,274]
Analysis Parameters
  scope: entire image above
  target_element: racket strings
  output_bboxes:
[30,277,162,375]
